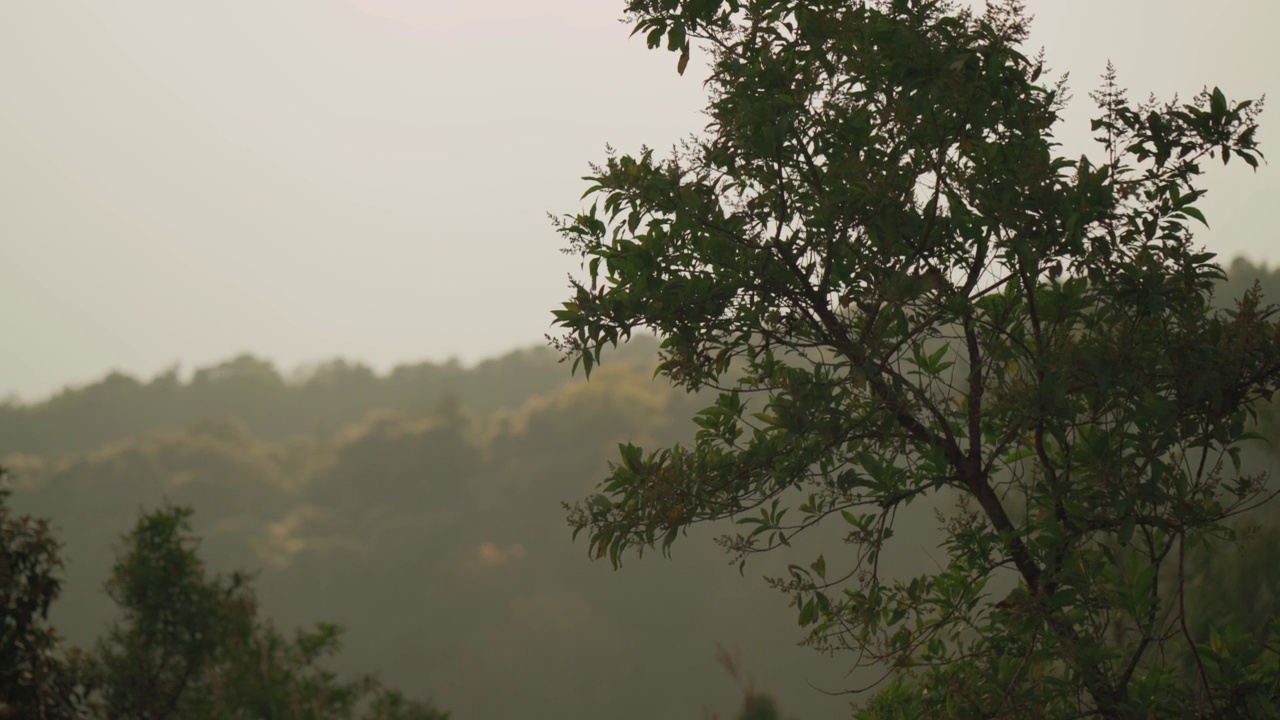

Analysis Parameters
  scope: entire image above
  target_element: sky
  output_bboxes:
[2,0,1277,402]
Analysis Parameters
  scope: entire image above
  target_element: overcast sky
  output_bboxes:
[2,0,1276,401]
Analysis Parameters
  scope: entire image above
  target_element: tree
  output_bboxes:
[86,505,254,719]
[552,0,1280,716]
[85,503,450,720]
[0,467,87,719]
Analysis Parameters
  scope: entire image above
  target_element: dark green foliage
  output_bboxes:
[2,479,449,720]
[554,0,1280,715]
[0,468,86,719]
[86,504,254,719]
[81,503,450,720]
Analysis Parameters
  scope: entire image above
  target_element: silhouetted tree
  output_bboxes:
[83,504,449,720]
[0,468,86,719]
[554,0,1280,715]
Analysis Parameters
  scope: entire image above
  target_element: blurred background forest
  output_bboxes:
[5,257,1280,719]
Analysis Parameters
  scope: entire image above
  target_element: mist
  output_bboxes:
[3,2,1280,717]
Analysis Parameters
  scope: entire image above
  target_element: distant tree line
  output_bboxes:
[3,260,1276,460]
[0,342,661,457]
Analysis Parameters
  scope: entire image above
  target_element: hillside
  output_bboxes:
[4,258,1279,718]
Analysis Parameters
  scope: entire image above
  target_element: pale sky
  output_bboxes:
[2,1,1276,401]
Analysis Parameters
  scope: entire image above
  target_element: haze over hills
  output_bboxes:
[4,258,1280,718]
[4,336,853,718]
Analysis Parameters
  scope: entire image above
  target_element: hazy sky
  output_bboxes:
[2,1,1276,401]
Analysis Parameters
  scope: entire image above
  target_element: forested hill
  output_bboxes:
[3,258,1279,718]
[4,343,845,719]
[0,336,664,456]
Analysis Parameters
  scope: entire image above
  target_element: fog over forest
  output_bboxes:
[2,259,1278,718]
[6,0,1280,715]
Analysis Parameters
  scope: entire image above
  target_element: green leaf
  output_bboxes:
[1180,205,1208,227]
[1210,86,1227,116]
[667,23,686,52]
[619,442,643,471]
[810,554,827,580]
[798,598,817,626]
[645,25,664,49]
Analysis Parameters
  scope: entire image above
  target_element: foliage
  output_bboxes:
[0,467,86,719]
[553,0,1280,716]
[1,485,449,720]
[82,503,450,720]
[1183,507,1280,666]
[85,504,253,718]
